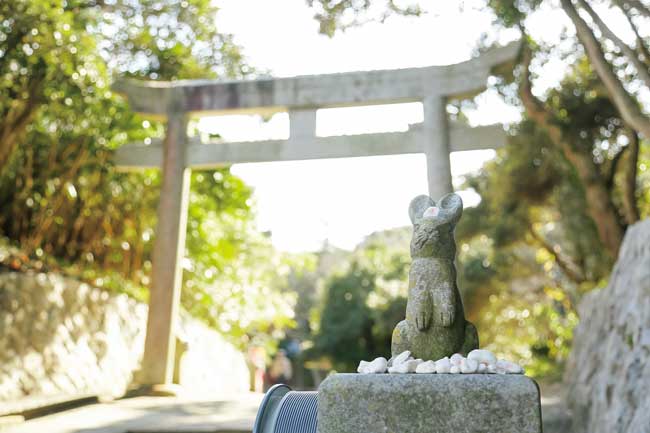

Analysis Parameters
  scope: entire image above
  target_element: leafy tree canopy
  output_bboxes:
[301,0,649,378]
[0,0,293,351]
[309,230,410,372]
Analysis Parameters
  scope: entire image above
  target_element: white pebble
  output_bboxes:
[435,357,451,374]
[388,363,409,374]
[388,363,408,374]
[369,357,388,373]
[357,360,370,373]
[450,353,464,366]
[422,206,439,218]
[460,358,478,374]
[415,360,436,374]
[495,361,508,375]
[467,349,497,366]
[393,351,411,366]
[496,359,524,374]
[357,357,388,374]
[405,359,421,373]
[357,352,523,376]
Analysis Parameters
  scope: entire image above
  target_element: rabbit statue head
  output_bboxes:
[408,193,463,260]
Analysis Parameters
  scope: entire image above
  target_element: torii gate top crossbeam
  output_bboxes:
[113,42,519,116]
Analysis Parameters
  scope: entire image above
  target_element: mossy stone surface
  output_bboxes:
[317,374,542,433]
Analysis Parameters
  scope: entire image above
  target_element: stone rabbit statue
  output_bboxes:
[391,193,478,361]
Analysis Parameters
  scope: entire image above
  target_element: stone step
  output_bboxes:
[0,415,26,428]
[0,394,99,420]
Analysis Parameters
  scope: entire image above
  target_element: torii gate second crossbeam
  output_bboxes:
[112,41,519,392]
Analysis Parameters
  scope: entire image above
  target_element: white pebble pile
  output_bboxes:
[357,349,524,375]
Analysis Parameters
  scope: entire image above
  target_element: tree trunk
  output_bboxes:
[518,43,625,258]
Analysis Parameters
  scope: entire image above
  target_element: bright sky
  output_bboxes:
[199,1,528,252]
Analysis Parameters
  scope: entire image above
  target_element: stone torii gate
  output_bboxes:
[113,42,518,391]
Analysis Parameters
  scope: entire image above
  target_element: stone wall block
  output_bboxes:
[566,219,650,433]
[318,374,542,433]
[0,270,250,401]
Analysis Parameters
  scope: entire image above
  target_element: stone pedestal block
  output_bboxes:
[317,374,542,433]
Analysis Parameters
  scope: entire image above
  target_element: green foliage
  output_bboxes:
[453,58,630,377]
[0,0,246,264]
[486,0,543,27]
[299,0,650,380]
[89,0,246,80]
[314,264,380,369]
[182,170,297,351]
[460,121,561,248]
[0,0,159,274]
[305,0,421,37]
[460,46,649,378]
[0,0,294,351]
[638,145,650,217]
[550,58,625,161]
[479,288,578,379]
[310,230,409,372]
[455,115,611,376]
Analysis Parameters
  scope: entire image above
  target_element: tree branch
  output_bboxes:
[605,146,627,191]
[621,0,650,18]
[615,0,650,68]
[25,144,89,253]
[0,58,46,172]
[0,100,40,170]
[577,0,650,88]
[529,227,586,284]
[561,0,650,138]
[518,41,625,258]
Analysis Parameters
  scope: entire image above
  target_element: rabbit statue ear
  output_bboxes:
[409,195,435,225]
[438,193,463,225]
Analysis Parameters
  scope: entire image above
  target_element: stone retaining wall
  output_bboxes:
[566,219,650,433]
[0,271,249,402]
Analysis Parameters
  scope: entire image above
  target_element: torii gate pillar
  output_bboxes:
[423,96,453,199]
[140,112,191,390]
